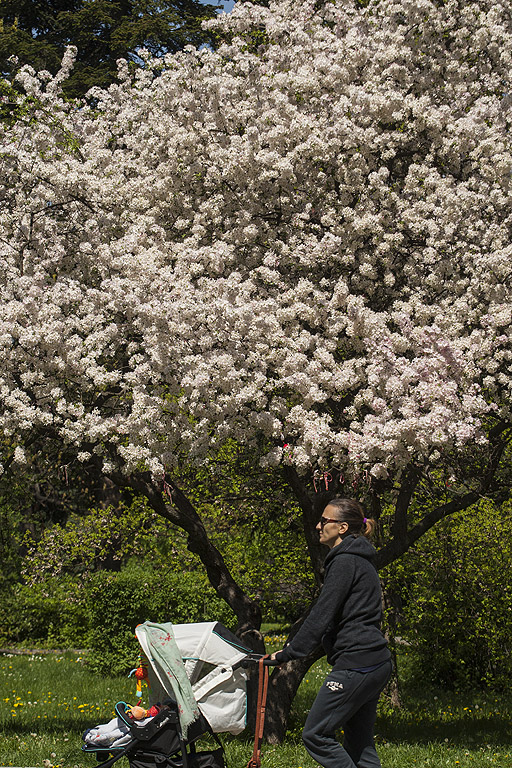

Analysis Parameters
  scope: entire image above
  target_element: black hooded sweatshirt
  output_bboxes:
[275,534,390,669]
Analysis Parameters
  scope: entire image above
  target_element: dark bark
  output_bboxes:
[381,584,402,708]
[264,650,324,743]
[375,422,511,570]
[375,490,480,569]
[385,645,401,709]
[282,465,327,584]
[391,464,422,542]
[109,468,263,634]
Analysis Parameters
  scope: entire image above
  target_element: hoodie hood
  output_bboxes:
[324,534,377,567]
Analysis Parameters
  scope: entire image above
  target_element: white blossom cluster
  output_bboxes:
[0,0,511,481]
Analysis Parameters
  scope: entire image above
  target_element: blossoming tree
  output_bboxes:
[1,0,511,737]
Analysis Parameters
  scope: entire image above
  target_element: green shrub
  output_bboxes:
[384,499,512,690]
[1,565,236,674]
[83,566,236,675]
[21,499,175,582]
[0,577,89,648]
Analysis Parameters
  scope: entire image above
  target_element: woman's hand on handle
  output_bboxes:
[264,651,283,666]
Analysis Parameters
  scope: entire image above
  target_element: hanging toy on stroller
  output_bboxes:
[81,620,270,768]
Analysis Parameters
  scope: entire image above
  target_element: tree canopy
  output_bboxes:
[0,0,218,97]
[1,0,512,737]
[3,0,511,489]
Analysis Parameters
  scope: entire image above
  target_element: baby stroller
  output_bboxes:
[82,620,265,768]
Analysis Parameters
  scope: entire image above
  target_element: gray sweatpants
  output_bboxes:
[302,660,392,768]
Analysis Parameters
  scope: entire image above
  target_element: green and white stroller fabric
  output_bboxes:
[135,620,250,737]
[136,622,201,737]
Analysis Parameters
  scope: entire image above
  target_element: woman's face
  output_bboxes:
[316,504,348,549]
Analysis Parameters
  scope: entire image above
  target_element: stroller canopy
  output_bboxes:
[135,621,252,736]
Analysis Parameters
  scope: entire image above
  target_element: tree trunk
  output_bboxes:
[264,650,324,743]
[385,642,402,709]
[381,582,402,708]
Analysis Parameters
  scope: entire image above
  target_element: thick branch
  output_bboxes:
[374,490,479,569]
[282,465,326,583]
[375,422,511,570]
[391,464,422,541]
[110,469,262,634]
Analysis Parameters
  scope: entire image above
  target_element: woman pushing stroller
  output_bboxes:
[270,498,391,768]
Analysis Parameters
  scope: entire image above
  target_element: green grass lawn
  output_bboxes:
[1,650,512,767]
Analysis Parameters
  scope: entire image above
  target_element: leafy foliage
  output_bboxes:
[204,503,315,621]
[0,0,218,98]
[0,493,25,593]
[21,497,173,582]
[384,499,512,690]
[86,566,237,675]
[0,575,87,648]
[1,566,236,674]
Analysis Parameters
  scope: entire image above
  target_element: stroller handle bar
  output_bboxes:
[236,653,280,669]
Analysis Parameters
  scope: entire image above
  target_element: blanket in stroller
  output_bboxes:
[83,711,155,749]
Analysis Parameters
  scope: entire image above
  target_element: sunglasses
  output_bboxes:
[319,516,343,529]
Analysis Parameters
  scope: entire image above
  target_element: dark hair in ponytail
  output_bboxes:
[324,497,376,538]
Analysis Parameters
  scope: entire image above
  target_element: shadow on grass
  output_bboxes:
[378,711,511,748]
[289,680,512,749]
